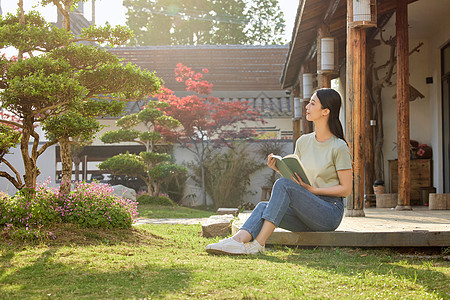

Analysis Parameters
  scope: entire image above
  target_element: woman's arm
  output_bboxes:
[293,169,353,198]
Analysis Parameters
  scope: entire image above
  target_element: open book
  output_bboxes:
[272,154,311,186]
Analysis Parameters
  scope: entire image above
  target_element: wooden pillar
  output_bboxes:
[345,0,365,217]
[292,85,301,143]
[395,0,412,210]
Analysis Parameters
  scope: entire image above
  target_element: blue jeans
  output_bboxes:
[241,178,344,238]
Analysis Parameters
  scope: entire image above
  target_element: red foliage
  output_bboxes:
[0,110,22,132]
[155,64,263,147]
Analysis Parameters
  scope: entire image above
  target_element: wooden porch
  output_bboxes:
[232,208,450,247]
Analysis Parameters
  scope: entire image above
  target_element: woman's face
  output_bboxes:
[305,93,329,122]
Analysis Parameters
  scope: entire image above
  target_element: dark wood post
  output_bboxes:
[345,0,366,217]
[395,0,412,210]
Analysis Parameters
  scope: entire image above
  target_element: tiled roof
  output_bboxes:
[108,45,289,91]
[121,95,292,118]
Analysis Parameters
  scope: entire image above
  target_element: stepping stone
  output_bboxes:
[202,214,235,238]
[216,208,239,216]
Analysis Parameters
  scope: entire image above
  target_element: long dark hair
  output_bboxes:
[315,88,347,144]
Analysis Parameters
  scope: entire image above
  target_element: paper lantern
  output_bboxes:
[302,73,314,99]
[317,37,338,74]
[349,0,377,28]
[294,97,301,118]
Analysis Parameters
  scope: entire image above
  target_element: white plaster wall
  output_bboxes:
[174,140,293,207]
[0,143,57,196]
[427,11,450,193]
[372,2,450,193]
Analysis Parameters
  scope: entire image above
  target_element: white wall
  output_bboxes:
[372,1,450,193]
[0,143,57,196]
[174,140,293,207]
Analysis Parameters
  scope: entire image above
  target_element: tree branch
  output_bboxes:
[37,139,59,157]
[0,158,23,189]
[0,119,23,129]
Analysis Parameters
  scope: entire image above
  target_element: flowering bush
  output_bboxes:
[59,182,138,229]
[0,188,61,228]
[0,181,139,241]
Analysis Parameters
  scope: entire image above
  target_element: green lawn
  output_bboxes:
[137,204,215,219]
[1,223,449,299]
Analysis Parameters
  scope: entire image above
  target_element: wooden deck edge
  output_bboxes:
[265,231,450,247]
[232,222,450,247]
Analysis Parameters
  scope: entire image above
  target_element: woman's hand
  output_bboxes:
[292,172,316,194]
[267,153,279,173]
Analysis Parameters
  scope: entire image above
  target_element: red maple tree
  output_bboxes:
[155,63,263,205]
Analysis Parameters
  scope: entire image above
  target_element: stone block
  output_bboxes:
[429,193,449,210]
[111,185,136,201]
[216,208,239,216]
[202,214,235,238]
[376,193,398,208]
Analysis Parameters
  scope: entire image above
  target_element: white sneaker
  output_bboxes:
[205,237,247,255]
[245,240,266,255]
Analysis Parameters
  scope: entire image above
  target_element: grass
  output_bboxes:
[1,223,449,299]
[137,204,215,219]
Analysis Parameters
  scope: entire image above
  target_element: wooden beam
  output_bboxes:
[266,231,450,247]
[377,0,418,16]
[395,0,412,210]
[324,0,342,24]
[345,0,365,217]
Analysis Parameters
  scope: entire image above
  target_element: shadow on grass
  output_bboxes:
[1,249,191,298]
[0,226,191,298]
[260,246,450,299]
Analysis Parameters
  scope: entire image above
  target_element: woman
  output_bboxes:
[206,88,353,255]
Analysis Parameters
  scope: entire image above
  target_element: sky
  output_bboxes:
[1,0,297,42]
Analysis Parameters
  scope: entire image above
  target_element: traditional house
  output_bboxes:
[0,44,294,207]
[281,0,450,214]
[94,45,293,206]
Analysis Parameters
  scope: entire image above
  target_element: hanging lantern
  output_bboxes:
[302,73,314,99]
[294,97,301,118]
[349,0,377,28]
[317,37,338,74]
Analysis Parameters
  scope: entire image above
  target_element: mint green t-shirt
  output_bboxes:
[294,133,352,189]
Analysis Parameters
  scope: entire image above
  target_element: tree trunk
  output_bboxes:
[73,157,81,181]
[59,138,73,195]
[201,163,207,207]
[21,116,39,190]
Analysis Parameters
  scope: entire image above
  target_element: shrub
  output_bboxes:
[0,181,139,241]
[0,188,61,228]
[0,186,61,241]
[189,142,265,209]
[59,182,138,229]
[137,193,176,206]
